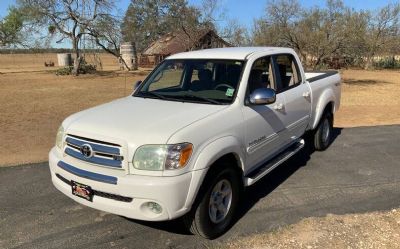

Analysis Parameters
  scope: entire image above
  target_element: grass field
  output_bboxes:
[0,52,122,72]
[0,58,150,166]
[336,69,400,127]
[0,53,399,166]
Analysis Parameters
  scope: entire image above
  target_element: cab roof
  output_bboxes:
[166,47,295,60]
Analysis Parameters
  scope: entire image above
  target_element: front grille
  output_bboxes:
[64,134,124,168]
[56,173,133,203]
[92,190,133,203]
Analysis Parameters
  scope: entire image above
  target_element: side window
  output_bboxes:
[274,54,302,92]
[248,56,276,94]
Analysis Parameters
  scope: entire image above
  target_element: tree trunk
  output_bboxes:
[132,41,138,70]
[72,38,81,76]
[364,59,372,70]
[364,53,374,70]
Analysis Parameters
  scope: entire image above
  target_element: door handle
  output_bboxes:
[303,91,310,98]
[273,103,284,110]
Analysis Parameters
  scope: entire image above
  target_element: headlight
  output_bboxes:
[55,125,64,149]
[133,143,193,171]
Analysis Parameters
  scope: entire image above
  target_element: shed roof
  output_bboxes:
[142,29,230,56]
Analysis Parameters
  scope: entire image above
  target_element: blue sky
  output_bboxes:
[1,0,396,24]
[0,0,396,47]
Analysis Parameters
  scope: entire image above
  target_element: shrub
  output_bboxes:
[55,60,97,75]
[79,61,97,74]
[55,66,73,75]
[373,57,400,69]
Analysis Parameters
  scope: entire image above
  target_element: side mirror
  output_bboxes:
[133,80,142,91]
[249,88,276,105]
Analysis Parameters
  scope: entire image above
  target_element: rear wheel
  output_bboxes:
[313,112,333,151]
[183,167,241,239]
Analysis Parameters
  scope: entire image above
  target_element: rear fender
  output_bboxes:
[311,89,335,129]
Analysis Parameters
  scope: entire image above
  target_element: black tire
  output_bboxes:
[182,166,241,239]
[313,111,334,151]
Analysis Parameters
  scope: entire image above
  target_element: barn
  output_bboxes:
[139,29,231,67]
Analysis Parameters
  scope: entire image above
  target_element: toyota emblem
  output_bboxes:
[80,144,94,158]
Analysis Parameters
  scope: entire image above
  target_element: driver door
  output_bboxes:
[241,56,287,174]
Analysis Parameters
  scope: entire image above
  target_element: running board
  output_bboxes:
[244,139,305,186]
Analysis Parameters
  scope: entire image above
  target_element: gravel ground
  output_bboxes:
[225,209,400,249]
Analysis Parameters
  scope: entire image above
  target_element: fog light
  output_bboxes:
[147,202,162,214]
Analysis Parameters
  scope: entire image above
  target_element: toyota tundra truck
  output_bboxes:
[49,47,341,239]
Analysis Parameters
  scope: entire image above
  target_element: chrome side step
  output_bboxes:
[244,139,305,186]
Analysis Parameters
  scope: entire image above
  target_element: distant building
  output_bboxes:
[140,29,231,67]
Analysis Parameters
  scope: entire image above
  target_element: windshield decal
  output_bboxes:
[225,88,235,97]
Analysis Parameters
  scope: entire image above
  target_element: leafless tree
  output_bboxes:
[86,14,133,70]
[364,3,400,69]
[17,0,114,75]
[221,19,250,46]
[252,0,400,69]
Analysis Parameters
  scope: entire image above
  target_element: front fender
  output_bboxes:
[192,136,245,171]
[183,136,245,209]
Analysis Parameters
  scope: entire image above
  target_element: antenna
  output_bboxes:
[81,0,86,59]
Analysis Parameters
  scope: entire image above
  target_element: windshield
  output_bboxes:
[134,59,245,105]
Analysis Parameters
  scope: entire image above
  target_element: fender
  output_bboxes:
[192,135,245,171]
[311,88,336,129]
[183,136,245,209]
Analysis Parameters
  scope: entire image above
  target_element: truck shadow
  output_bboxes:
[125,128,342,237]
[344,79,391,86]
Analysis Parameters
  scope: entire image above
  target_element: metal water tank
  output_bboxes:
[57,53,72,67]
[120,42,136,70]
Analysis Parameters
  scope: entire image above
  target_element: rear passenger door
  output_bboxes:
[273,54,312,141]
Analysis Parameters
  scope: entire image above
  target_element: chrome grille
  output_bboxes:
[64,134,124,168]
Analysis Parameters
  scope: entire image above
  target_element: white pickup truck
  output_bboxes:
[49,47,341,238]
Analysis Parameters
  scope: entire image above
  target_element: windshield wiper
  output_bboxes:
[181,94,223,105]
[137,92,223,105]
[137,91,169,100]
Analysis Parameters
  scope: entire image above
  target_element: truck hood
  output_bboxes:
[63,96,227,145]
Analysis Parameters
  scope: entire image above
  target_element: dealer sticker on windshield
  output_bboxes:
[226,88,234,97]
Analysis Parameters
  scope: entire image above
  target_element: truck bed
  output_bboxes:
[304,71,341,130]
[305,71,338,83]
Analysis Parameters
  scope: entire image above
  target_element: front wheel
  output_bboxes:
[313,112,333,151]
[183,167,241,239]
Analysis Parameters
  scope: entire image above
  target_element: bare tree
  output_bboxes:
[253,0,305,60]
[221,19,250,46]
[298,0,349,69]
[86,14,133,70]
[364,3,400,69]
[17,0,114,75]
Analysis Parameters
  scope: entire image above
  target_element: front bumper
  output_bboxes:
[49,147,204,221]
